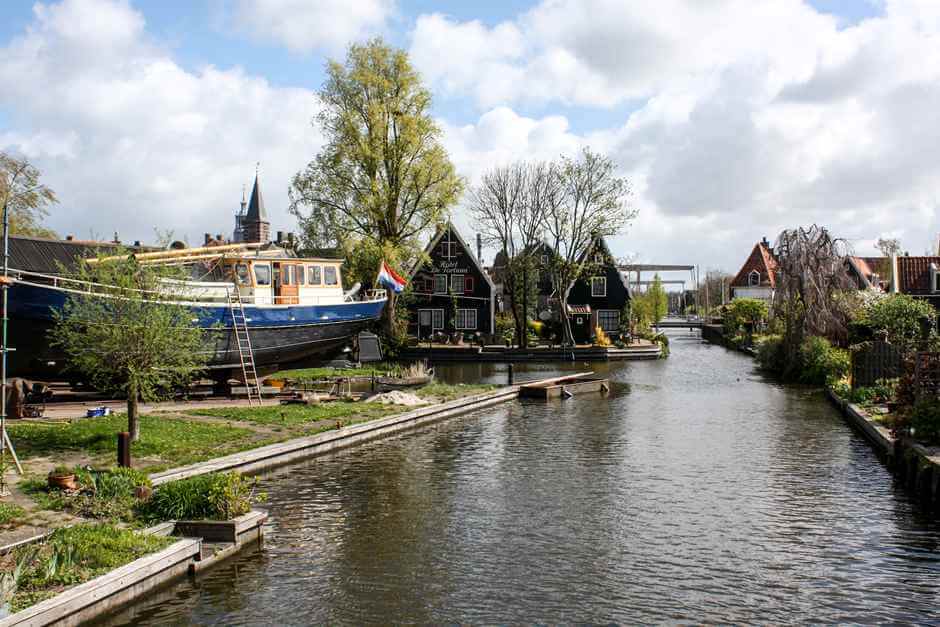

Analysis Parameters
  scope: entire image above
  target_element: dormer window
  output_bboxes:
[748,270,761,286]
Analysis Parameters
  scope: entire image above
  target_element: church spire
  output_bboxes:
[242,165,270,243]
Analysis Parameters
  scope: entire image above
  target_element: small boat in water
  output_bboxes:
[7,241,387,382]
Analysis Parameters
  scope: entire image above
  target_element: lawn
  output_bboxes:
[8,414,259,471]
[5,523,174,613]
[185,401,404,427]
[0,501,25,526]
[271,362,399,381]
[414,382,499,402]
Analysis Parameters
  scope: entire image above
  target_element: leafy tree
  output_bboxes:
[289,38,463,336]
[722,298,769,336]
[647,274,668,323]
[876,237,902,257]
[861,293,937,353]
[0,151,57,238]
[544,148,635,345]
[51,255,208,442]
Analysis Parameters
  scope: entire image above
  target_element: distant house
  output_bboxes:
[730,238,778,302]
[407,222,495,339]
[891,255,940,311]
[565,235,631,343]
[846,256,890,291]
[490,241,558,320]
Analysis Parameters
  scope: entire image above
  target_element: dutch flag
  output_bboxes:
[377,261,407,293]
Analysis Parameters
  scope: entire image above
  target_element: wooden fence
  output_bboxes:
[852,341,903,388]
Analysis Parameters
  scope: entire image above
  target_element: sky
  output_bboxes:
[0,0,938,278]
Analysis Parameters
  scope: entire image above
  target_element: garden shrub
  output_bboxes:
[140,471,263,522]
[799,336,850,385]
[755,334,785,374]
[910,399,940,445]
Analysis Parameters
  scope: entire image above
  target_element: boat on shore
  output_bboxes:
[7,241,387,382]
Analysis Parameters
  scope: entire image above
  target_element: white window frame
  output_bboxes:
[749,270,761,286]
[434,274,448,294]
[418,309,432,327]
[455,308,477,330]
[450,274,464,294]
[440,240,457,259]
[308,265,321,285]
[324,266,338,285]
[597,309,619,332]
[432,309,444,330]
[591,276,607,297]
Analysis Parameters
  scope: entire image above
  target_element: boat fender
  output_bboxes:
[343,282,362,300]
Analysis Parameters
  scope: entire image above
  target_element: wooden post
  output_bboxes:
[117,432,131,468]
[508,364,514,385]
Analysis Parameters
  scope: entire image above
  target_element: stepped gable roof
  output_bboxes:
[245,173,267,222]
[731,241,778,288]
[8,235,157,275]
[897,256,940,295]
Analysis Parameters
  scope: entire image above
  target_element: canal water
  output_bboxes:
[101,332,940,624]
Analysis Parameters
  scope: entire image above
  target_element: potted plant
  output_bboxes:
[48,465,78,490]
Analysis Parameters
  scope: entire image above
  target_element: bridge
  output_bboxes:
[653,316,705,329]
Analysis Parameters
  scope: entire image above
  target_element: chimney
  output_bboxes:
[891,253,900,293]
[287,232,295,248]
[204,233,212,245]
[66,235,74,241]
[133,240,141,247]
[476,233,482,262]
[216,234,223,243]
[113,232,120,244]
[276,231,284,244]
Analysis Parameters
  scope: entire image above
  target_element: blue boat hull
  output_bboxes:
[7,282,386,380]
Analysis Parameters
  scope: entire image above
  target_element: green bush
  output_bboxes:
[861,293,937,352]
[140,471,263,522]
[755,334,785,373]
[910,399,940,445]
[799,336,850,385]
[846,378,899,407]
[722,298,769,337]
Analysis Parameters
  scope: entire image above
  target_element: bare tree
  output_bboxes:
[876,237,902,258]
[545,148,634,345]
[773,225,855,368]
[469,161,556,346]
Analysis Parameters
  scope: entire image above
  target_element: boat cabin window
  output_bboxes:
[324,266,338,285]
[282,265,296,285]
[297,265,305,285]
[235,263,250,286]
[308,265,321,285]
[254,263,272,286]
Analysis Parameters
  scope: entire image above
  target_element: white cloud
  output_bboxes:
[0,0,322,244]
[233,0,395,54]
[420,0,940,268]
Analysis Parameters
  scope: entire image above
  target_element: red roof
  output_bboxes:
[730,242,778,289]
[847,256,890,290]
[897,256,940,295]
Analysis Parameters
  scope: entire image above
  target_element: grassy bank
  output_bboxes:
[270,362,398,380]
[2,523,174,613]
[185,401,402,428]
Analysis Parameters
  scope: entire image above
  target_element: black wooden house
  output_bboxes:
[407,223,496,339]
[565,235,631,343]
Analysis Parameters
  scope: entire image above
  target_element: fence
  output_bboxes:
[852,340,903,388]
[913,352,940,401]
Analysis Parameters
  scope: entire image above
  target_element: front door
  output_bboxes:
[275,263,300,305]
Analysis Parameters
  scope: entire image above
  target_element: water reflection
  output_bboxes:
[97,331,940,624]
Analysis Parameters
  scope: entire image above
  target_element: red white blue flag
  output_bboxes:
[377,261,407,293]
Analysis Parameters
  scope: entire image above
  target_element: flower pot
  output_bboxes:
[48,473,78,491]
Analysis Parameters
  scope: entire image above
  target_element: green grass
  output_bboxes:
[271,362,398,381]
[0,501,26,526]
[8,414,258,471]
[10,523,174,613]
[19,467,153,524]
[185,401,403,427]
[414,382,499,401]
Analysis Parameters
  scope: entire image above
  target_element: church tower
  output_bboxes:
[241,170,270,243]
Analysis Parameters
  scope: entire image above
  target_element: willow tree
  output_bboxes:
[290,39,463,335]
[0,152,57,237]
[51,256,207,442]
[772,225,855,371]
[545,148,634,345]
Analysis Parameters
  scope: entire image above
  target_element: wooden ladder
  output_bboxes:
[227,287,263,405]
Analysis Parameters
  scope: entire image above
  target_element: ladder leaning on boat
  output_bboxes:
[226,285,263,405]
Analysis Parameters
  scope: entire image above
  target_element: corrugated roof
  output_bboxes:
[730,242,778,288]
[7,235,156,275]
[897,256,940,295]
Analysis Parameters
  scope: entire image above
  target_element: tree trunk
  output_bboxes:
[383,291,397,337]
[127,379,140,442]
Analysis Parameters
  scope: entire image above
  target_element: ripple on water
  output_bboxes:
[95,334,940,625]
